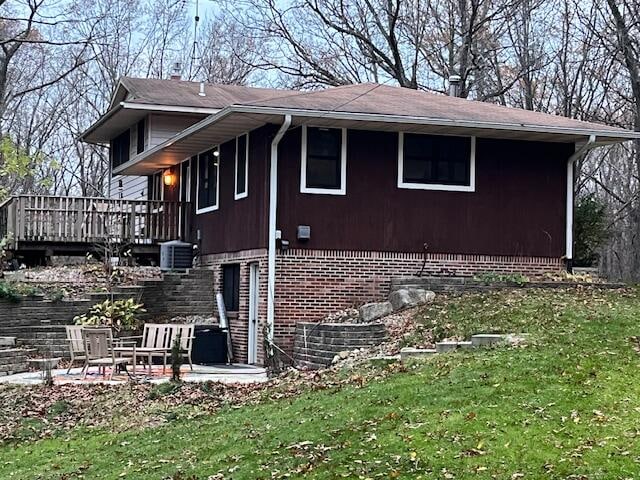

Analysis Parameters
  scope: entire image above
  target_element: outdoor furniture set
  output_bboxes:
[65,323,194,380]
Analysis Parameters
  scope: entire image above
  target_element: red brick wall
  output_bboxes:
[203,248,564,364]
[200,249,268,365]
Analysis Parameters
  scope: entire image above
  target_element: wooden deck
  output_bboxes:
[0,195,191,257]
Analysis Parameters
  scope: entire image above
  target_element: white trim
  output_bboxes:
[248,262,259,364]
[113,103,635,176]
[234,133,249,200]
[121,101,221,115]
[300,126,347,195]
[397,132,476,192]
[195,146,220,215]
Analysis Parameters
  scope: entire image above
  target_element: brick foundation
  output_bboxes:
[201,248,563,363]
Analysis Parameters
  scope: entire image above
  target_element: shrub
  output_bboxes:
[74,298,146,333]
[574,193,608,267]
[0,281,21,303]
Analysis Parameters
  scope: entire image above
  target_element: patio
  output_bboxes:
[0,363,268,386]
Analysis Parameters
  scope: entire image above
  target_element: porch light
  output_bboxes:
[163,169,176,187]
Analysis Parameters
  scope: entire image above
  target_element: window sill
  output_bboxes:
[234,192,248,200]
[397,181,475,192]
[300,186,346,195]
[196,205,219,215]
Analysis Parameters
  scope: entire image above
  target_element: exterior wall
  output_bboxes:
[200,249,268,364]
[109,175,148,199]
[203,248,562,362]
[276,128,571,257]
[191,125,273,254]
[148,113,205,148]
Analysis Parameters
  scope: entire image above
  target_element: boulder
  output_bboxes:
[359,301,393,322]
[389,288,435,311]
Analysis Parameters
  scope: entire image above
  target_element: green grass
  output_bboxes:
[2,288,640,479]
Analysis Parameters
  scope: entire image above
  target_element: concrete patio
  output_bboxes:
[0,363,268,386]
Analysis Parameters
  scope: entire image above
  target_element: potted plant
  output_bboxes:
[74,298,146,336]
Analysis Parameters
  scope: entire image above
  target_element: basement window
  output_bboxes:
[235,133,248,200]
[398,133,476,192]
[300,126,347,195]
[222,264,240,312]
[196,147,219,214]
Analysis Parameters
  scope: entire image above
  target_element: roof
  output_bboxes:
[242,83,634,137]
[81,77,640,174]
[116,77,292,109]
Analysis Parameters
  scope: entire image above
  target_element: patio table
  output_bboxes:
[113,345,167,375]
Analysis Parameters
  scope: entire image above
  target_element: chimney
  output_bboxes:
[198,81,206,97]
[448,75,461,97]
[170,62,182,81]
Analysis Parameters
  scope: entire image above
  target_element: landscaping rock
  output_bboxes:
[359,301,393,322]
[389,288,435,311]
[400,347,437,361]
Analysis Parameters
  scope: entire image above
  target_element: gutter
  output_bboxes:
[565,134,597,267]
[266,115,292,345]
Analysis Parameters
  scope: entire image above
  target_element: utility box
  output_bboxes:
[160,240,193,271]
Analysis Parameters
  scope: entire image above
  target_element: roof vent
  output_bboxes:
[170,62,182,81]
[448,75,461,97]
[198,81,206,97]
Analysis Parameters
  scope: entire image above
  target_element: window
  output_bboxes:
[222,264,240,312]
[300,126,347,195]
[197,147,219,214]
[110,130,130,168]
[235,133,248,199]
[398,132,475,192]
[136,118,147,154]
[148,172,163,201]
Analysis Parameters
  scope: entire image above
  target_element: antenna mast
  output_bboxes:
[189,0,200,79]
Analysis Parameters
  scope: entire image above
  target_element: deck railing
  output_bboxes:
[0,195,191,248]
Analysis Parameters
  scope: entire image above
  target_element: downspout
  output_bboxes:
[267,115,292,344]
[565,134,597,270]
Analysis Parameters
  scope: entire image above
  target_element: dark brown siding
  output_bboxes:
[276,128,571,257]
[191,125,272,254]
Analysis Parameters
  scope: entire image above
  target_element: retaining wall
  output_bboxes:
[293,322,387,370]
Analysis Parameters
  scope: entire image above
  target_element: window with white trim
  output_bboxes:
[300,126,347,195]
[197,147,219,213]
[398,132,475,192]
[235,133,248,199]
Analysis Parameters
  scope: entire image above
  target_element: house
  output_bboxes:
[80,76,638,364]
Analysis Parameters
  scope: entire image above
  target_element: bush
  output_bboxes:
[0,281,21,303]
[574,194,608,267]
[74,298,146,333]
[474,272,529,286]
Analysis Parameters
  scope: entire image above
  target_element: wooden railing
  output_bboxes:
[0,195,191,248]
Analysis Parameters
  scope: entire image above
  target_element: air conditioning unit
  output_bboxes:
[160,240,193,271]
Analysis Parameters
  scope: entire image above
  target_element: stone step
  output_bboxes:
[0,337,16,347]
[400,347,437,361]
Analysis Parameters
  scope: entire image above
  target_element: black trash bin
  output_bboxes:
[192,325,228,364]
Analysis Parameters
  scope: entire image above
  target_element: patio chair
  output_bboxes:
[82,327,130,380]
[120,324,194,374]
[65,325,86,374]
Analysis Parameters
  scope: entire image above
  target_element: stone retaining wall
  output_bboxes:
[391,276,626,294]
[293,322,387,370]
[0,269,216,358]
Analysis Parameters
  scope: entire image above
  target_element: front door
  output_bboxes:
[248,262,259,364]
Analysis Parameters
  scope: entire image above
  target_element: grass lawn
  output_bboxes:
[1,288,640,479]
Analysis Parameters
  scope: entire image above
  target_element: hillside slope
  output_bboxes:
[1,288,639,479]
